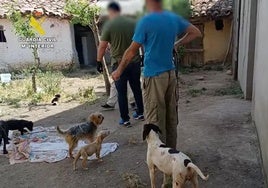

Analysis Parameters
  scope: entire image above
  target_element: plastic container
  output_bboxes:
[0,73,11,83]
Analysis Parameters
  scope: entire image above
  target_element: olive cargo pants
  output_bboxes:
[143,70,178,148]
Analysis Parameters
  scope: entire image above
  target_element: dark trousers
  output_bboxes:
[113,62,144,121]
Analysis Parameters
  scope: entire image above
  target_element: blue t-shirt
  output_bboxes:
[133,11,190,77]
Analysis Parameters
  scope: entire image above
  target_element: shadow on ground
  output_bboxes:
[0,70,265,188]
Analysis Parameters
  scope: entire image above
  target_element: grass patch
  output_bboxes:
[1,68,100,107]
[122,173,146,188]
[65,86,97,103]
[214,83,243,97]
[203,64,224,71]
[187,88,207,97]
[2,71,65,106]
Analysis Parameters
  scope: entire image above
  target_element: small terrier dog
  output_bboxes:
[73,130,110,170]
[143,124,209,188]
[0,121,8,154]
[57,112,104,158]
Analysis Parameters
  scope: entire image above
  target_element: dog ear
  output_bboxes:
[154,125,162,134]
[143,124,162,140]
[89,113,103,126]
[89,114,98,125]
[143,124,153,140]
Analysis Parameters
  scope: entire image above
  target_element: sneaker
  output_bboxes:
[101,103,115,109]
[133,112,145,120]
[119,119,131,127]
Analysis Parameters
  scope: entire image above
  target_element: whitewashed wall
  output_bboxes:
[0,18,78,70]
[253,0,268,184]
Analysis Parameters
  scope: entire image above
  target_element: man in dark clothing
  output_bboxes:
[97,2,144,126]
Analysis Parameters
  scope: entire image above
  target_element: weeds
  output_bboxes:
[65,86,97,103]
[214,83,243,97]
[187,88,207,97]
[1,68,99,107]
[179,67,192,74]
[122,173,146,188]
[0,70,63,106]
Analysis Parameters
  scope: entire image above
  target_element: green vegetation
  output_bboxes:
[8,8,41,93]
[187,88,206,97]
[214,83,243,97]
[65,0,111,96]
[0,69,98,107]
[65,86,97,104]
[0,70,63,107]
[163,0,192,18]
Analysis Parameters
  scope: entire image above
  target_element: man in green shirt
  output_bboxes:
[97,2,144,126]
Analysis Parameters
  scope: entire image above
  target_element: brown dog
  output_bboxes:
[73,130,110,170]
[57,112,104,158]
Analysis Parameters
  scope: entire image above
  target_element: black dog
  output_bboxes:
[6,119,33,135]
[0,121,8,154]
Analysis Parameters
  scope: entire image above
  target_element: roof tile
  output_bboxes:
[0,0,68,18]
[191,0,233,19]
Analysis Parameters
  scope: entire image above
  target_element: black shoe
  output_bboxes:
[101,104,115,109]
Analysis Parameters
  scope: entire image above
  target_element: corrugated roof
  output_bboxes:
[191,0,233,19]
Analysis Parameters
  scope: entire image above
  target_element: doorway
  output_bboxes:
[74,24,96,67]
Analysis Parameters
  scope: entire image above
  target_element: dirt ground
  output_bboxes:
[0,69,265,188]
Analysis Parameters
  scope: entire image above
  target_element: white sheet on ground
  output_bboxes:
[0,126,118,164]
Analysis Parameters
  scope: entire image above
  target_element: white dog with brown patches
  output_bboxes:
[143,124,209,188]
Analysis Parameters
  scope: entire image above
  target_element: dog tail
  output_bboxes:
[187,162,209,181]
[56,126,67,135]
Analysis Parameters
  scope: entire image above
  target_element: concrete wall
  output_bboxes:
[237,0,256,100]
[203,19,232,63]
[0,18,78,70]
[253,0,268,184]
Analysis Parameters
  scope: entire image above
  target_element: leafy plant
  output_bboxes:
[8,8,41,93]
[78,87,96,101]
[38,71,63,96]
[163,0,192,18]
[65,0,111,96]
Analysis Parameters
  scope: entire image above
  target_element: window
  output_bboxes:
[0,25,7,42]
[215,19,224,30]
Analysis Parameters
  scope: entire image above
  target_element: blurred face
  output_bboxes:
[145,0,151,11]
[108,9,119,20]
[145,0,162,12]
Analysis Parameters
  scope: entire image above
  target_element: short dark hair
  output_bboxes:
[107,2,121,12]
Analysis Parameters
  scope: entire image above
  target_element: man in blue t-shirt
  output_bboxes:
[112,0,201,148]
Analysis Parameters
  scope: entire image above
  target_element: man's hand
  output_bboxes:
[111,70,121,81]
[96,61,103,73]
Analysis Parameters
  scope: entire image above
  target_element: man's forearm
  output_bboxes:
[97,46,106,62]
[175,33,199,46]
[117,48,135,74]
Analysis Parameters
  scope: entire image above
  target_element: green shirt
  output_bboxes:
[101,16,140,65]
